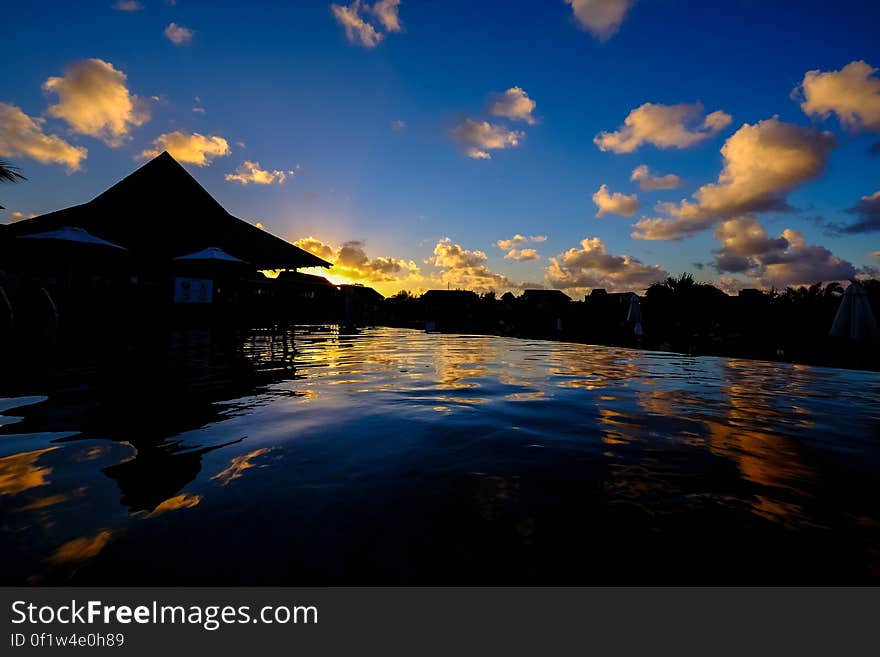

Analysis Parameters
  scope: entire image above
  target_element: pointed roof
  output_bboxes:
[0,152,330,270]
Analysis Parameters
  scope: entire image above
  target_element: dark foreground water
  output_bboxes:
[1,327,879,584]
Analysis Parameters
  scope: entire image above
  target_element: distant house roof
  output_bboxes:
[0,152,330,270]
[339,284,384,302]
[276,270,336,287]
[522,289,571,303]
[422,290,479,303]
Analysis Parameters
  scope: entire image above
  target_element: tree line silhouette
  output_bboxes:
[381,274,880,371]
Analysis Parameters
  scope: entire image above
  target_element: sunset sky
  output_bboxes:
[2,0,879,296]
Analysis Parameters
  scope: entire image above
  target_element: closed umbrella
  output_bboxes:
[830,281,879,340]
[626,293,643,336]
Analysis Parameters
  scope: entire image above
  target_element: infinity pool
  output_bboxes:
[1,327,879,584]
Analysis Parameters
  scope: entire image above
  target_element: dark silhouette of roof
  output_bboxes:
[422,290,479,304]
[339,284,384,302]
[0,152,330,270]
[277,270,337,286]
[522,289,571,303]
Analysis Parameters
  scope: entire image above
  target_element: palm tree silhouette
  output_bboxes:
[0,160,26,210]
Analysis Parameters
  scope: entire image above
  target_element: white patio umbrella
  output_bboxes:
[17,226,127,250]
[174,247,246,263]
[830,281,879,340]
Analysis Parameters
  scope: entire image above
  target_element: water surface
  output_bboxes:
[1,327,879,584]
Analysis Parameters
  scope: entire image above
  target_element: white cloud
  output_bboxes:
[595,102,732,153]
[797,60,880,133]
[0,102,87,172]
[164,22,194,46]
[564,0,636,41]
[545,236,668,293]
[633,117,836,240]
[225,161,296,185]
[43,58,150,147]
[140,131,230,166]
[451,118,524,159]
[593,183,639,218]
[630,164,681,190]
[489,87,537,125]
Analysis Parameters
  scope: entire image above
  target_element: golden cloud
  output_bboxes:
[164,22,194,46]
[797,60,880,132]
[633,117,836,240]
[593,183,639,218]
[8,211,36,223]
[489,87,537,125]
[44,59,150,147]
[595,102,731,153]
[546,236,668,293]
[631,164,681,190]
[451,118,524,159]
[113,0,143,10]
[0,103,87,172]
[295,236,422,283]
[140,131,231,166]
[565,0,636,41]
[429,238,512,294]
[332,1,384,47]
[225,160,296,185]
[370,0,402,32]
[496,234,546,250]
[713,216,856,288]
[504,248,540,261]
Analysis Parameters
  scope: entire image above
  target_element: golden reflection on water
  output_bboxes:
[212,448,272,485]
[143,493,202,518]
[1,328,878,583]
[46,530,113,566]
[0,447,59,496]
[16,493,68,512]
[706,360,820,527]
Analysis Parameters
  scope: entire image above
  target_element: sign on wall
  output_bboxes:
[174,277,214,304]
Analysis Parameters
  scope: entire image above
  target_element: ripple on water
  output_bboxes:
[1,327,879,584]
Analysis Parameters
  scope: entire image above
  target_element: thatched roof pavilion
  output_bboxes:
[0,151,330,271]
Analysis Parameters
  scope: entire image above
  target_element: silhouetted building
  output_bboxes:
[422,290,479,332]
[276,271,340,323]
[0,152,331,337]
[339,284,385,328]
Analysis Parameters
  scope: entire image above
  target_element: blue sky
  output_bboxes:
[2,0,879,295]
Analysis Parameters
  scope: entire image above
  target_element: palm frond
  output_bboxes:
[0,160,26,184]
